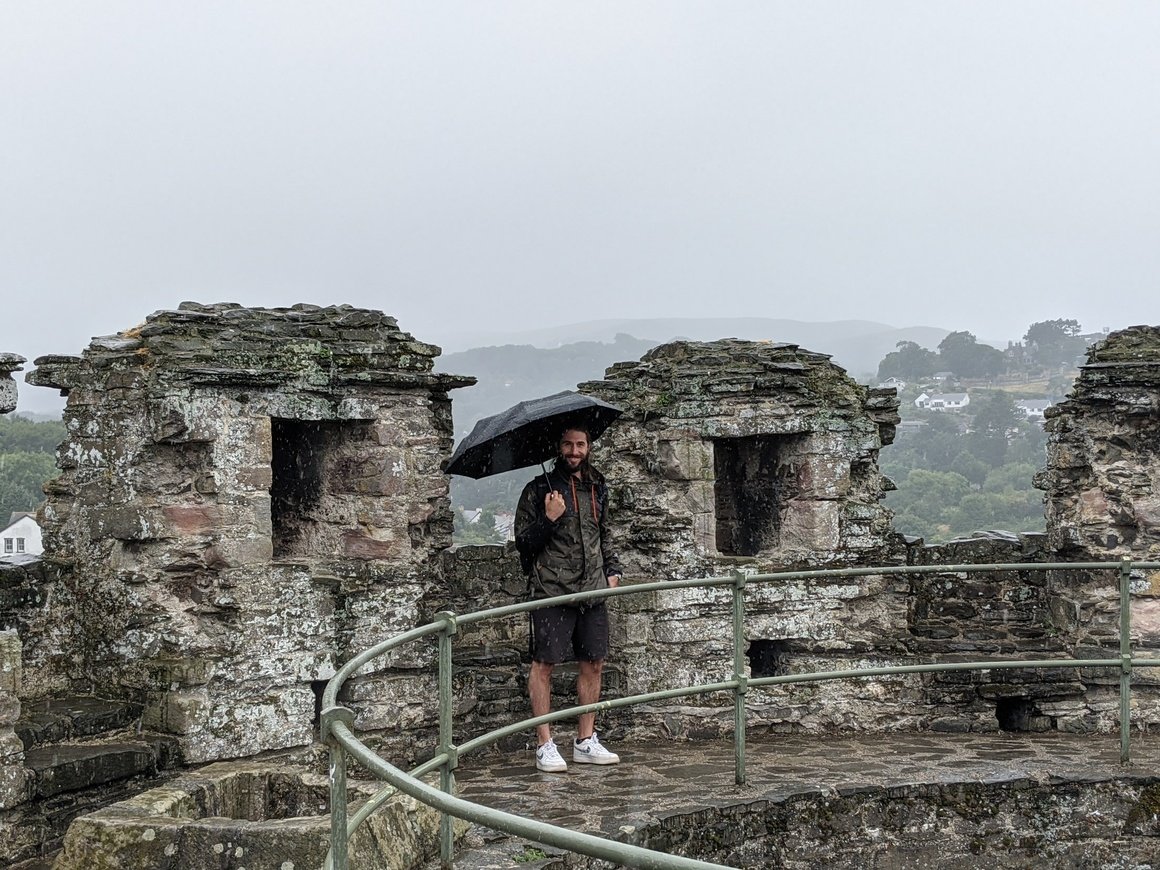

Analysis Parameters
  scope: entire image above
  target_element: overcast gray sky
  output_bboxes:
[3,2,1158,412]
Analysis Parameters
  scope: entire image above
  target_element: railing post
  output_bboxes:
[731,569,748,786]
[435,611,459,867]
[1119,557,1133,764]
[320,704,356,870]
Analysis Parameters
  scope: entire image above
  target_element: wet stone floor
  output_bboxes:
[440,731,1160,868]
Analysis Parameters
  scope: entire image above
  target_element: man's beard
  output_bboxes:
[560,453,588,473]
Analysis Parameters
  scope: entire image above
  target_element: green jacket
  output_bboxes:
[514,461,622,601]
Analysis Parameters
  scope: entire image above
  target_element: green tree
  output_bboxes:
[886,469,973,541]
[1023,319,1085,369]
[0,416,65,454]
[453,504,506,545]
[937,331,1005,379]
[0,452,56,518]
[965,391,1023,466]
[876,341,939,381]
[982,462,1040,493]
[949,451,989,488]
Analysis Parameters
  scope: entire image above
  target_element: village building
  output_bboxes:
[914,391,970,411]
[0,514,41,560]
[1015,397,1053,422]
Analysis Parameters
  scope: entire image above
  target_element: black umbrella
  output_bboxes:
[445,390,623,479]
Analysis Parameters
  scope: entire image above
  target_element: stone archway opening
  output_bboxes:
[713,435,806,556]
[996,696,1048,732]
[747,639,791,678]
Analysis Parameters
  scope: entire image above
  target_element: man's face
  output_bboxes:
[559,429,590,473]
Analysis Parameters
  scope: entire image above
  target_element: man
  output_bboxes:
[515,425,623,772]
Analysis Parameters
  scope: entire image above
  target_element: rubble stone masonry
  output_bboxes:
[22,303,473,762]
[4,313,1160,867]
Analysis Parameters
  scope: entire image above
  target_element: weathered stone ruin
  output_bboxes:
[21,302,472,761]
[583,339,901,575]
[0,355,22,415]
[576,340,909,734]
[2,304,473,864]
[0,354,27,850]
[1039,324,1160,560]
[2,311,1160,867]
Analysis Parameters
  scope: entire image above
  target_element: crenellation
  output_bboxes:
[5,315,1160,865]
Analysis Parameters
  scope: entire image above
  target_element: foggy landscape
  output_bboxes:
[3,3,1159,416]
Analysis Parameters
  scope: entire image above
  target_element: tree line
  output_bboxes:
[878,318,1089,382]
[881,391,1048,544]
[874,318,1092,543]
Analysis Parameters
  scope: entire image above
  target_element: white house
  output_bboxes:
[914,392,970,412]
[1,512,42,558]
[877,376,907,390]
[1015,399,1053,422]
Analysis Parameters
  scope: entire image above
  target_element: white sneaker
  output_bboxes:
[535,738,568,772]
[573,733,620,765]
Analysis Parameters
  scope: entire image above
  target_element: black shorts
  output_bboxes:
[530,603,609,664]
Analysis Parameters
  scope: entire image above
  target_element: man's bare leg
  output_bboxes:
[529,660,555,745]
[576,658,604,740]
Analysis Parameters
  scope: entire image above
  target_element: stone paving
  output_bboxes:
[441,731,1160,867]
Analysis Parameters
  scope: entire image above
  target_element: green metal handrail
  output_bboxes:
[321,558,1160,870]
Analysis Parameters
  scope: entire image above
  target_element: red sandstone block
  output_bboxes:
[162,505,224,536]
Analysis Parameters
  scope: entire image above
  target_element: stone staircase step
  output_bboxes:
[24,734,180,799]
[16,697,142,751]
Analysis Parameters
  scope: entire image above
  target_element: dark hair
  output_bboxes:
[558,422,592,441]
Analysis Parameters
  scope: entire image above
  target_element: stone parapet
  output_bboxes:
[1038,325,1160,559]
[581,339,902,581]
[0,630,28,812]
[19,304,474,763]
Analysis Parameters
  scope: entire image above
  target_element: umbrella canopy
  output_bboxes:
[445,390,623,479]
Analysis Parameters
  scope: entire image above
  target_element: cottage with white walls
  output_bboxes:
[1015,398,1053,422]
[0,512,42,558]
[914,392,970,412]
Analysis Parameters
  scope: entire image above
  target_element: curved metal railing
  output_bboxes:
[321,558,1160,869]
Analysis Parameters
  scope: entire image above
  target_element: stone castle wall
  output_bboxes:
[0,355,29,842]
[5,318,1160,777]
[20,303,473,762]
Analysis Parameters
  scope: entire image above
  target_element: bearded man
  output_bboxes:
[514,425,623,772]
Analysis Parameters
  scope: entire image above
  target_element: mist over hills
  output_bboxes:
[438,316,953,360]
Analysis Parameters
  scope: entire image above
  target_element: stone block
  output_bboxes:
[0,630,21,695]
[0,695,21,727]
[1132,598,1160,642]
[1078,487,1110,525]
[0,753,29,810]
[233,465,272,490]
[692,512,715,553]
[92,504,160,541]
[1133,496,1160,533]
[796,455,851,499]
[177,685,316,763]
[0,377,16,414]
[656,440,712,481]
[162,504,224,536]
[779,499,841,552]
[342,531,407,561]
[212,535,274,566]
[25,740,157,798]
